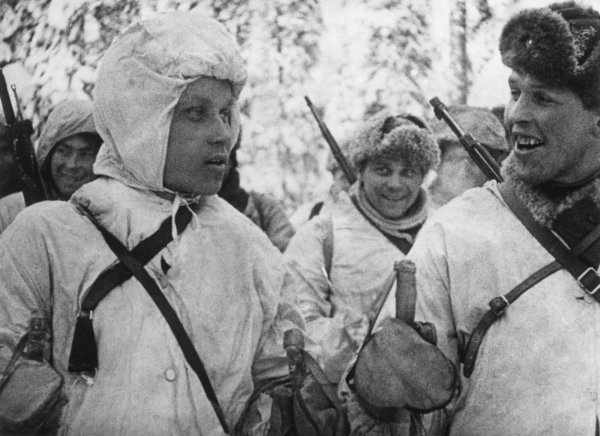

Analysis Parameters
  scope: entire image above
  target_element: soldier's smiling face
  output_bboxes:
[504,71,600,185]
[361,157,424,219]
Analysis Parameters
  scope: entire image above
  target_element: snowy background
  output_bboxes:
[1,0,597,211]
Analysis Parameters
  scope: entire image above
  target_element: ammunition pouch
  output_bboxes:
[0,335,64,434]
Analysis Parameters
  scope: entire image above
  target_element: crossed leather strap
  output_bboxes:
[68,204,230,434]
[462,182,600,377]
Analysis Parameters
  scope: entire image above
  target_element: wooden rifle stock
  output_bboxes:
[304,96,357,185]
[429,97,503,183]
[0,69,45,205]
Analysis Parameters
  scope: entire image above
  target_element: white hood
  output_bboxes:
[92,12,247,192]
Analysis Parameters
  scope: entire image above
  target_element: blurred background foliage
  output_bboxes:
[0,0,576,210]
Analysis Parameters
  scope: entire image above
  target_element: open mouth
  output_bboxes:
[514,135,544,151]
[381,194,405,202]
[205,156,227,166]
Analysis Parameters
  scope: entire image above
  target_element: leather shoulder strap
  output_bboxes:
[461,182,600,378]
[68,206,192,374]
[78,205,193,311]
[498,182,600,297]
[81,209,229,434]
[461,261,560,377]
[309,201,324,219]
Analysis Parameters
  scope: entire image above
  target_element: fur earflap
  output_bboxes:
[500,2,600,106]
[348,110,440,173]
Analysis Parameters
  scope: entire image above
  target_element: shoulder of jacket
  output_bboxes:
[430,185,501,222]
[0,192,25,211]
[2,200,78,241]
[209,194,279,248]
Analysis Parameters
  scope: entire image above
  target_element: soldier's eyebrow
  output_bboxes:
[179,96,209,106]
[179,96,236,109]
[508,75,556,92]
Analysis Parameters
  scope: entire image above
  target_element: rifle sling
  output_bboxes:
[345,269,407,391]
[76,205,230,434]
[462,182,600,377]
[0,333,29,396]
[302,349,345,413]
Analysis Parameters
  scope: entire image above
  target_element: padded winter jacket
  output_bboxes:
[284,191,405,383]
[374,181,600,435]
[0,13,296,436]
[0,191,25,233]
[245,191,295,252]
[0,180,292,435]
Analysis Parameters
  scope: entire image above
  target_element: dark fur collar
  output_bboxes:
[501,153,600,228]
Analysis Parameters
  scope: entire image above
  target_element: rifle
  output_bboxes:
[429,97,503,183]
[0,68,45,205]
[304,96,357,185]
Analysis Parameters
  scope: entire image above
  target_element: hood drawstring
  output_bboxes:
[168,194,200,269]
[171,196,182,242]
[170,194,201,242]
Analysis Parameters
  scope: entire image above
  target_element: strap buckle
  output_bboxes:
[577,267,600,295]
[77,310,93,320]
[489,295,510,316]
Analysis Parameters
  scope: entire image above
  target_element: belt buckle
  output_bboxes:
[577,267,600,296]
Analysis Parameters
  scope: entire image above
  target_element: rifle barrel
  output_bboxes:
[305,96,357,185]
[429,97,503,183]
[0,68,46,205]
[0,69,16,125]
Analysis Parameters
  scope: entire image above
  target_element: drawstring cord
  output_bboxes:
[171,196,182,242]
[170,194,201,241]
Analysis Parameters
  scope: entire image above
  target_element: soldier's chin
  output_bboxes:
[502,153,548,186]
[190,180,222,197]
[56,183,79,199]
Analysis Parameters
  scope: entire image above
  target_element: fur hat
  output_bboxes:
[348,110,440,173]
[500,1,600,108]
